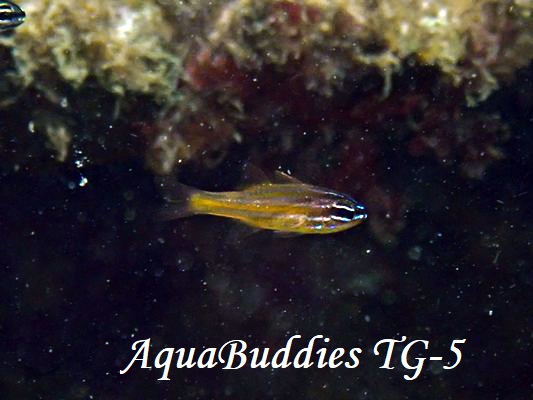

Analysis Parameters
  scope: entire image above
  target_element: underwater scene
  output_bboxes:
[0,0,531,398]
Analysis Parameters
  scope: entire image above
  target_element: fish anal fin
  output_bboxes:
[226,222,263,245]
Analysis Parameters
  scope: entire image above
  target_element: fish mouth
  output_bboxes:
[11,15,25,26]
[354,204,368,221]
[353,213,368,222]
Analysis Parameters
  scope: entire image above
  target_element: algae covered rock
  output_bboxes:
[0,0,530,190]
[207,0,533,102]
[6,0,184,101]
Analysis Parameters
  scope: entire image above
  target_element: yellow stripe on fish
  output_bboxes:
[158,172,367,235]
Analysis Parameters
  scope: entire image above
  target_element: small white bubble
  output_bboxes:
[79,176,88,187]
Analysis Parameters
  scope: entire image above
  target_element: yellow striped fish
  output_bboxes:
[0,1,25,31]
[158,172,367,235]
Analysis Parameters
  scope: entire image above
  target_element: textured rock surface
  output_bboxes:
[0,0,530,177]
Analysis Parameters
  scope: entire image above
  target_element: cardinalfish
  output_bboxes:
[0,1,25,31]
[158,171,368,235]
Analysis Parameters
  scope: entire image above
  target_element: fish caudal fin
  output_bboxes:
[155,176,197,220]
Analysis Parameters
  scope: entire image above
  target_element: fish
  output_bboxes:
[158,171,368,235]
[0,1,25,31]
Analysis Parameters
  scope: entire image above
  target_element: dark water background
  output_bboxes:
[1,67,531,399]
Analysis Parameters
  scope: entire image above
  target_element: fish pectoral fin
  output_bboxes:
[272,215,308,238]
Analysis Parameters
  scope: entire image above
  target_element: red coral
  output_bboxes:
[184,46,251,97]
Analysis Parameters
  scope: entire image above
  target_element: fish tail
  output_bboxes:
[155,176,199,220]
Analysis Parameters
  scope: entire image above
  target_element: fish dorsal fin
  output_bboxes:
[239,164,304,188]
[239,162,271,189]
[273,170,304,184]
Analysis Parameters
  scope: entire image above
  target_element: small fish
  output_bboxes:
[158,171,368,235]
[0,1,25,31]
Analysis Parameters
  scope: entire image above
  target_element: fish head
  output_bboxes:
[0,1,26,30]
[323,194,368,231]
